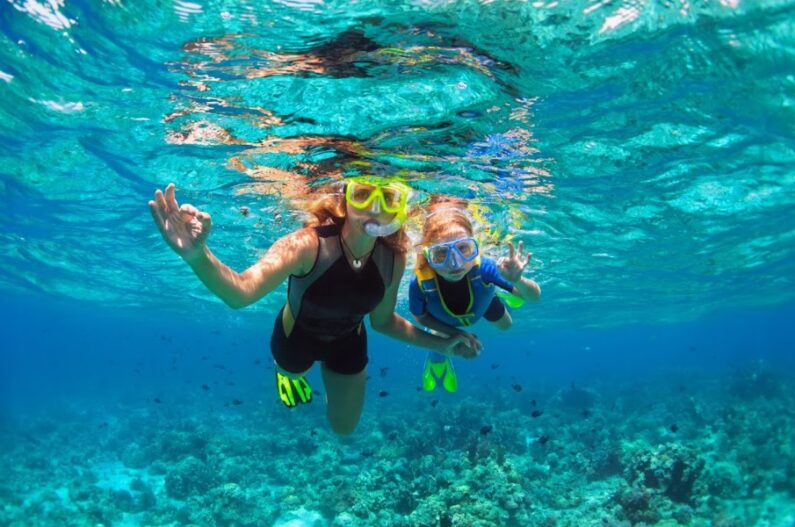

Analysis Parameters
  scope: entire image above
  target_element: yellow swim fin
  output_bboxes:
[422,356,458,393]
[276,371,312,408]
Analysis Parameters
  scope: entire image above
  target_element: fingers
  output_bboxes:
[165,183,179,213]
[149,200,165,229]
[507,240,515,259]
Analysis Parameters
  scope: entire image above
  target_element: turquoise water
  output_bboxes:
[2,1,795,526]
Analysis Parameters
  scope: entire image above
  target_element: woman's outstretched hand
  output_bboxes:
[149,183,212,263]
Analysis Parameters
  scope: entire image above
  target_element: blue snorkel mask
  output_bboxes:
[424,237,480,271]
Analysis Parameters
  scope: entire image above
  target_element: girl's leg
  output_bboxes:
[491,310,513,330]
[321,364,367,436]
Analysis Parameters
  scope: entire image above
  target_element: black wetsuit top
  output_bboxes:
[287,222,394,337]
[437,275,506,321]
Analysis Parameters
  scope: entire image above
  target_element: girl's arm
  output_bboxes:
[369,253,479,358]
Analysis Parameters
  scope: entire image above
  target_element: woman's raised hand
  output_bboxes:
[149,183,212,263]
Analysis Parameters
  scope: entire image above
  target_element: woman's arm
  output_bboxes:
[150,183,316,309]
[370,254,479,357]
[187,229,315,309]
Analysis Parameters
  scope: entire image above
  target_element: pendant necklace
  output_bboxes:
[340,235,373,270]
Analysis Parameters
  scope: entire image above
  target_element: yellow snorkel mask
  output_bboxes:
[344,176,416,237]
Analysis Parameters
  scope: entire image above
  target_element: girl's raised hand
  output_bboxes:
[497,240,531,283]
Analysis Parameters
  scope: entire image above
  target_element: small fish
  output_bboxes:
[153,398,162,404]
[254,359,261,365]
[201,355,208,361]
[310,429,318,437]
[201,384,210,391]
[387,431,398,441]
[669,423,679,433]
[511,384,523,392]
[480,425,493,435]
[431,399,439,408]
[378,390,389,398]
[231,399,242,406]
[531,399,537,407]
[457,110,482,118]
[213,364,226,370]
[361,449,375,458]
[581,409,591,418]
[490,363,500,370]
[537,434,550,445]
[98,422,109,429]
[379,367,389,378]
[531,410,544,418]
[239,206,250,217]
[227,381,235,387]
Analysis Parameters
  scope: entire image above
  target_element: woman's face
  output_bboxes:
[430,226,476,282]
[345,200,397,236]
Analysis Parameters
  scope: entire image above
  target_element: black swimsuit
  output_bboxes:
[270,222,394,375]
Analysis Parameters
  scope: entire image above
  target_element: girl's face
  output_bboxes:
[430,226,477,282]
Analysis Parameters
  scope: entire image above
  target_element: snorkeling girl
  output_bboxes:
[409,201,541,392]
[149,178,476,435]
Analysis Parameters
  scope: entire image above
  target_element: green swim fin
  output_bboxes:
[422,356,458,393]
[276,371,312,408]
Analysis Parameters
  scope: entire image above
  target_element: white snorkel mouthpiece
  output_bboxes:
[364,218,403,237]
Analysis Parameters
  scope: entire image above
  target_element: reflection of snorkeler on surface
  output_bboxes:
[149,178,479,435]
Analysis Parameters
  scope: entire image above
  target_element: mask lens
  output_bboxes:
[456,239,478,259]
[380,186,403,211]
[349,183,375,206]
[428,246,450,266]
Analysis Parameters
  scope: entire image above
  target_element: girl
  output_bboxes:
[409,201,541,392]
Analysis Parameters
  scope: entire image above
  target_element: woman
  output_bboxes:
[149,178,476,435]
[409,201,541,393]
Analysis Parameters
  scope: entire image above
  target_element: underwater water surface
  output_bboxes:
[1,0,795,526]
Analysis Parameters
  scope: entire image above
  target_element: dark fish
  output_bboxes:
[310,429,318,437]
[201,384,210,391]
[153,398,162,404]
[431,399,439,408]
[239,206,250,217]
[531,399,537,407]
[254,359,261,365]
[387,432,398,441]
[669,423,679,433]
[314,390,322,396]
[227,381,235,387]
[99,422,109,429]
[490,363,500,369]
[581,409,591,418]
[416,386,423,392]
[512,384,523,392]
[378,390,389,398]
[480,425,493,435]
[379,367,389,378]
[201,355,208,361]
[537,434,550,445]
[531,410,543,418]
[213,364,226,370]
[361,449,375,457]
[689,346,696,351]
[231,399,242,406]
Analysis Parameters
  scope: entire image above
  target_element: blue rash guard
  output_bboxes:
[409,256,514,328]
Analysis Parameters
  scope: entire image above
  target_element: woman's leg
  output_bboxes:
[321,365,367,436]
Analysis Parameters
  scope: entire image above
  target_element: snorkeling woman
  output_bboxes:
[149,178,477,435]
[409,201,541,393]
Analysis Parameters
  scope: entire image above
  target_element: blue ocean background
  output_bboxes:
[2,0,795,525]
